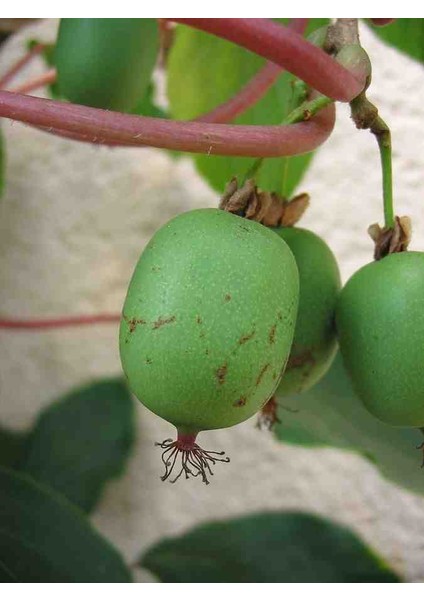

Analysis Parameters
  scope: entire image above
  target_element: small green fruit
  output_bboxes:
[275,227,341,397]
[55,19,159,112]
[336,252,424,427]
[120,209,299,482]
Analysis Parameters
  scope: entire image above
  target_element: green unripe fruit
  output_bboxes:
[336,252,424,427]
[55,19,159,112]
[275,228,341,397]
[120,209,299,482]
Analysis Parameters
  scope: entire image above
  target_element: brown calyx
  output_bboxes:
[256,395,281,431]
[368,215,411,260]
[219,177,309,227]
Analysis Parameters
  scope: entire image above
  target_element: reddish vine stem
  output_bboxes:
[170,18,365,102]
[197,18,308,123]
[0,90,335,156]
[9,67,56,94]
[0,42,45,89]
[7,19,306,129]
[0,314,120,330]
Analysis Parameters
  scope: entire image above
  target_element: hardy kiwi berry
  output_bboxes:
[275,227,341,397]
[336,251,424,427]
[120,209,299,483]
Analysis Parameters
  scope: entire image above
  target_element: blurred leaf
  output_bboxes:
[0,427,27,470]
[167,20,328,197]
[0,467,132,582]
[22,378,135,513]
[54,19,159,112]
[367,19,424,64]
[274,353,424,495]
[141,511,400,583]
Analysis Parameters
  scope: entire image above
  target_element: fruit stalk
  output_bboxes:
[242,93,333,183]
[350,93,395,229]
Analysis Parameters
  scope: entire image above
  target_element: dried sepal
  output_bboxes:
[220,177,309,227]
[368,215,412,260]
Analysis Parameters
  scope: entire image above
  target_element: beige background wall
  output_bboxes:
[1,20,424,582]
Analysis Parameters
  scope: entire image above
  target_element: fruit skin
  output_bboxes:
[120,209,299,434]
[336,251,424,427]
[275,228,341,396]
[55,19,159,112]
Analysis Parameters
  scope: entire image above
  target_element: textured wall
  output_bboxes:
[1,20,424,582]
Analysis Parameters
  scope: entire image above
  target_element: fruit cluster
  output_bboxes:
[119,193,422,484]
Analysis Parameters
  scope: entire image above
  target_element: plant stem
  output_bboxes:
[374,120,394,228]
[284,94,333,125]
[198,19,308,124]
[0,42,45,89]
[0,90,335,157]
[9,68,56,95]
[350,93,395,229]
[171,18,365,101]
[242,94,333,184]
[0,314,120,330]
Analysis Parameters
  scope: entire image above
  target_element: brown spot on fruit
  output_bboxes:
[238,330,255,345]
[287,349,315,370]
[153,315,176,330]
[269,324,277,344]
[224,293,232,302]
[216,363,228,385]
[123,314,146,333]
[256,363,270,386]
[233,396,247,407]
[277,311,283,321]
[196,316,203,325]
[146,358,153,365]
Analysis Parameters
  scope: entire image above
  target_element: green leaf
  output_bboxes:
[0,427,27,470]
[367,19,424,64]
[141,511,400,582]
[0,467,132,582]
[167,20,328,197]
[274,353,424,495]
[22,378,135,513]
[132,82,169,118]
